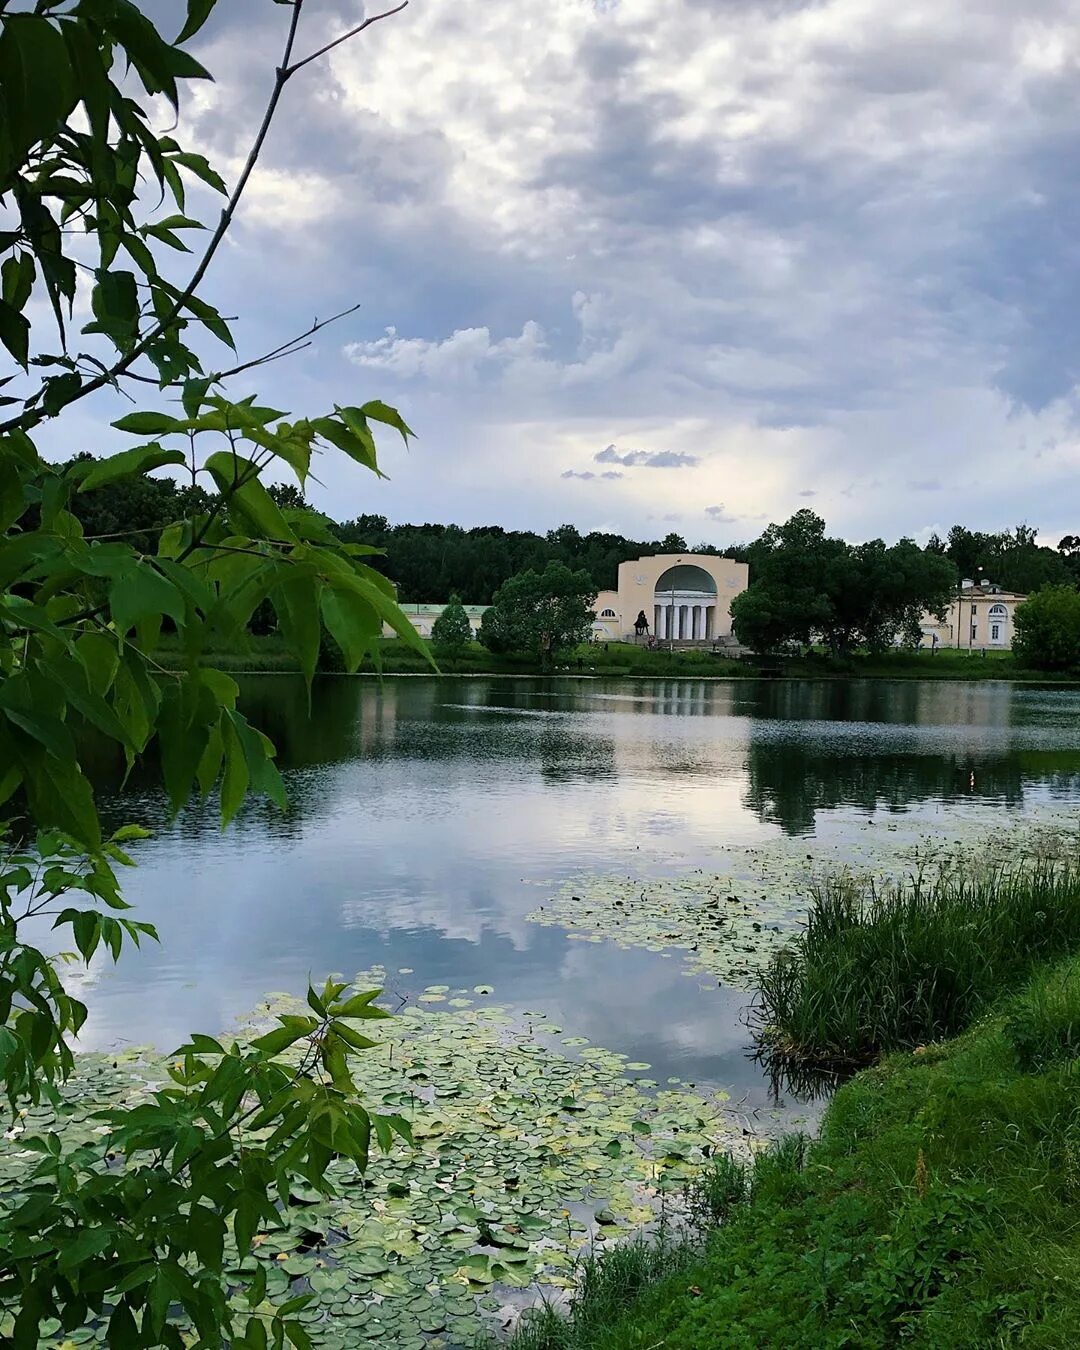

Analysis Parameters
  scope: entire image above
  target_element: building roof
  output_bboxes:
[958,586,1027,601]
[398,602,489,616]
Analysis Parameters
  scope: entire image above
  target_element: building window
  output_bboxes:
[971,623,977,641]
[971,603,977,615]
[599,608,616,619]
[991,624,1000,641]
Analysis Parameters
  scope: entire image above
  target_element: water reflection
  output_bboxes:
[80,676,1080,1105]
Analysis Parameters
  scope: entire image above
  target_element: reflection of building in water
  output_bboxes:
[355,684,401,754]
[592,553,749,644]
[919,580,1026,651]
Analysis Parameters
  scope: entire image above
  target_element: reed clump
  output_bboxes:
[758,849,1080,1067]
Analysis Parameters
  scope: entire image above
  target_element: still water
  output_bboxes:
[82,676,1080,1108]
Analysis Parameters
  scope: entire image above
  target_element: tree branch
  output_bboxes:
[284,2,408,77]
[0,0,403,437]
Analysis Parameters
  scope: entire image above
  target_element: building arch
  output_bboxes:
[655,564,718,596]
[988,602,1008,646]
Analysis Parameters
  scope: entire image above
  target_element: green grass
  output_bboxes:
[502,954,1080,1349]
[153,635,749,678]
[153,633,1078,681]
[757,851,1080,1068]
[783,646,1078,681]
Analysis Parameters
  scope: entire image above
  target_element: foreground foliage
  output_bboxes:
[509,952,1080,1349]
[0,0,430,1344]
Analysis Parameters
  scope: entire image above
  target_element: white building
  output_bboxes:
[919,581,1027,651]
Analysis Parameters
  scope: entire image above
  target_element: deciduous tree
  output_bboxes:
[1013,585,1080,672]
[479,562,596,669]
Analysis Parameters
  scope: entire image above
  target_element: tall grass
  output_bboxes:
[758,850,1080,1067]
[494,1230,697,1350]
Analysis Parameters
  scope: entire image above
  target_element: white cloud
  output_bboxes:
[71,0,1080,545]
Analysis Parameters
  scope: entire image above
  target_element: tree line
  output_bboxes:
[62,464,1080,606]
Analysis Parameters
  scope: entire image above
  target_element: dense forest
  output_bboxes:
[64,456,1079,604]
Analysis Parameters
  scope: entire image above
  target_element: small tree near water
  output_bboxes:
[479,562,596,670]
[431,593,473,658]
[1014,585,1080,671]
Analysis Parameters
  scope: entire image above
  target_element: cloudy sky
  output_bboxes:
[87,0,1080,545]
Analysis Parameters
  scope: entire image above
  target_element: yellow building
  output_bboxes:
[919,581,1027,651]
[592,553,749,644]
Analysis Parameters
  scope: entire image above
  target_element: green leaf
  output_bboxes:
[251,1022,316,1055]
[2,253,35,312]
[284,1322,314,1350]
[18,742,100,847]
[78,443,187,491]
[220,712,249,826]
[111,411,185,435]
[0,299,30,368]
[170,150,228,195]
[91,269,140,345]
[156,679,217,813]
[332,989,391,1020]
[330,1022,378,1052]
[272,569,321,687]
[359,399,415,442]
[56,1223,113,1272]
[320,584,380,674]
[109,561,185,632]
[234,1189,262,1258]
[203,451,294,541]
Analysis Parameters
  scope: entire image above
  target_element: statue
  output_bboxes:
[634,610,650,637]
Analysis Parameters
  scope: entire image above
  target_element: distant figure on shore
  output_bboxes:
[634,610,650,638]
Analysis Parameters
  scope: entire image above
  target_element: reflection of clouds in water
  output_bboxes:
[79,677,1080,1076]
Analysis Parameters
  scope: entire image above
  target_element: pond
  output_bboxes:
[82,675,1080,1107]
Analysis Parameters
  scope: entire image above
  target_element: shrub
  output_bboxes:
[431,593,473,658]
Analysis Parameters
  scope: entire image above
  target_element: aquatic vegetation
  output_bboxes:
[0,980,748,1348]
[758,843,1080,1067]
[525,818,1080,990]
[527,874,795,986]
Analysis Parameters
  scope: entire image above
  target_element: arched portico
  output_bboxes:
[653,564,718,641]
[592,553,749,642]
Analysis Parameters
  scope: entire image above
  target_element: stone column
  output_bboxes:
[674,605,683,640]
[694,605,703,639]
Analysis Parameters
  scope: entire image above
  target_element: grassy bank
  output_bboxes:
[505,952,1080,1348]
[155,635,1074,681]
[758,851,1080,1068]
[154,635,748,677]
[781,646,1078,681]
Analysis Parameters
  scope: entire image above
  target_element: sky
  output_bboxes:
[73,0,1080,547]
